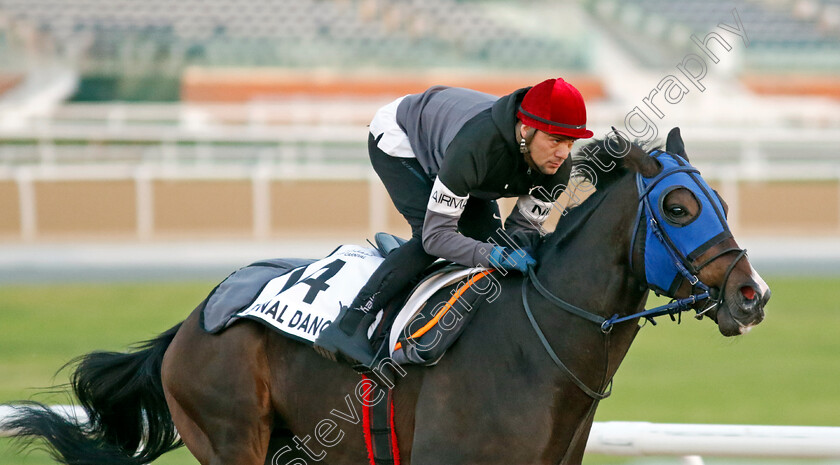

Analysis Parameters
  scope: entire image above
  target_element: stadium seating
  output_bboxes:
[0,0,587,70]
[584,0,840,71]
[1,0,837,73]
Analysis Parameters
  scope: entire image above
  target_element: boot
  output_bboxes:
[313,305,377,368]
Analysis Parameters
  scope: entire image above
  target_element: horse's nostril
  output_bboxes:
[740,286,756,301]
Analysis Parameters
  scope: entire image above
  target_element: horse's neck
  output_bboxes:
[540,176,645,312]
[524,176,647,462]
[534,175,647,383]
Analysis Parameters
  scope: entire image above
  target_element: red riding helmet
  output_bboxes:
[517,78,594,139]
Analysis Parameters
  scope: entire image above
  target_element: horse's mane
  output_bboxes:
[534,137,649,255]
[573,138,627,189]
[535,177,618,256]
[571,137,663,189]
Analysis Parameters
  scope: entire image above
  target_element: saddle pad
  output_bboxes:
[202,257,316,333]
[388,266,493,364]
[233,245,384,343]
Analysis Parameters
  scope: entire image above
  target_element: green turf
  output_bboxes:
[1,276,837,464]
[587,275,840,464]
[0,282,211,465]
[593,275,840,426]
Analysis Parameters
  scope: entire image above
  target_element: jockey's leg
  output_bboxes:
[314,132,433,367]
[350,236,437,318]
[313,237,435,367]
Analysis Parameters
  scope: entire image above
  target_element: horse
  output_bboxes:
[3,128,770,465]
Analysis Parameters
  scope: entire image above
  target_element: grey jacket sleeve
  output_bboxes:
[422,209,495,267]
[421,177,495,267]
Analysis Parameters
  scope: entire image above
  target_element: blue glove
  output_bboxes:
[489,246,536,272]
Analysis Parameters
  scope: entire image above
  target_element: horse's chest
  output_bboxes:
[410,373,556,463]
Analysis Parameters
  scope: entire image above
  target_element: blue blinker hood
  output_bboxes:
[634,150,732,296]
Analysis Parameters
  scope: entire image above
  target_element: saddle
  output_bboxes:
[201,233,495,366]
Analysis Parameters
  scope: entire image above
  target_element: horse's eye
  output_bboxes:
[659,187,700,227]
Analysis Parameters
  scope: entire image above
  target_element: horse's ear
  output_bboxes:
[624,144,661,177]
[666,127,688,160]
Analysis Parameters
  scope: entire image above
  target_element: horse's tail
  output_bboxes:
[5,322,184,465]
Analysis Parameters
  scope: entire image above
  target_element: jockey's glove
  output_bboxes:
[489,246,536,272]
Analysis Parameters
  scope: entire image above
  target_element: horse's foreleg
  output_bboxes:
[163,312,273,465]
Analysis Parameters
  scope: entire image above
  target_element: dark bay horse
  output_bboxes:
[4,128,770,465]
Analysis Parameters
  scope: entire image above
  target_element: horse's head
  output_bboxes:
[579,128,770,336]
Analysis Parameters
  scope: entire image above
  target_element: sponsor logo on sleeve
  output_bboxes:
[428,178,469,217]
[517,195,553,224]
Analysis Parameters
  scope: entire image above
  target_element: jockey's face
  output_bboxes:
[522,125,575,175]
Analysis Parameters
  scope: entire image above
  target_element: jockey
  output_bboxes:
[313,77,594,367]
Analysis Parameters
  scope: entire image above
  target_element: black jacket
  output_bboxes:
[396,86,571,266]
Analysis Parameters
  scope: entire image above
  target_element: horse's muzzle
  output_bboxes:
[717,280,770,336]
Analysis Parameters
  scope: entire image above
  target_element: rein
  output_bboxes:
[521,271,611,400]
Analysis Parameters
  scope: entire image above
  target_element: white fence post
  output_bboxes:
[135,166,154,240]
[368,170,387,235]
[15,168,37,242]
[252,165,272,239]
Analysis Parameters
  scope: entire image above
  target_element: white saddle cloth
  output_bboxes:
[233,243,489,353]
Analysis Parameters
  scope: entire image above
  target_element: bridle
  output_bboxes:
[521,148,750,464]
[521,150,748,400]
[522,147,747,463]
[628,150,749,323]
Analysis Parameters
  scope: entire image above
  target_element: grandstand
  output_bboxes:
[586,0,840,100]
[0,0,838,243]
[587,0,840,70]
[0,0,589,72]
[1,0,836,76]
